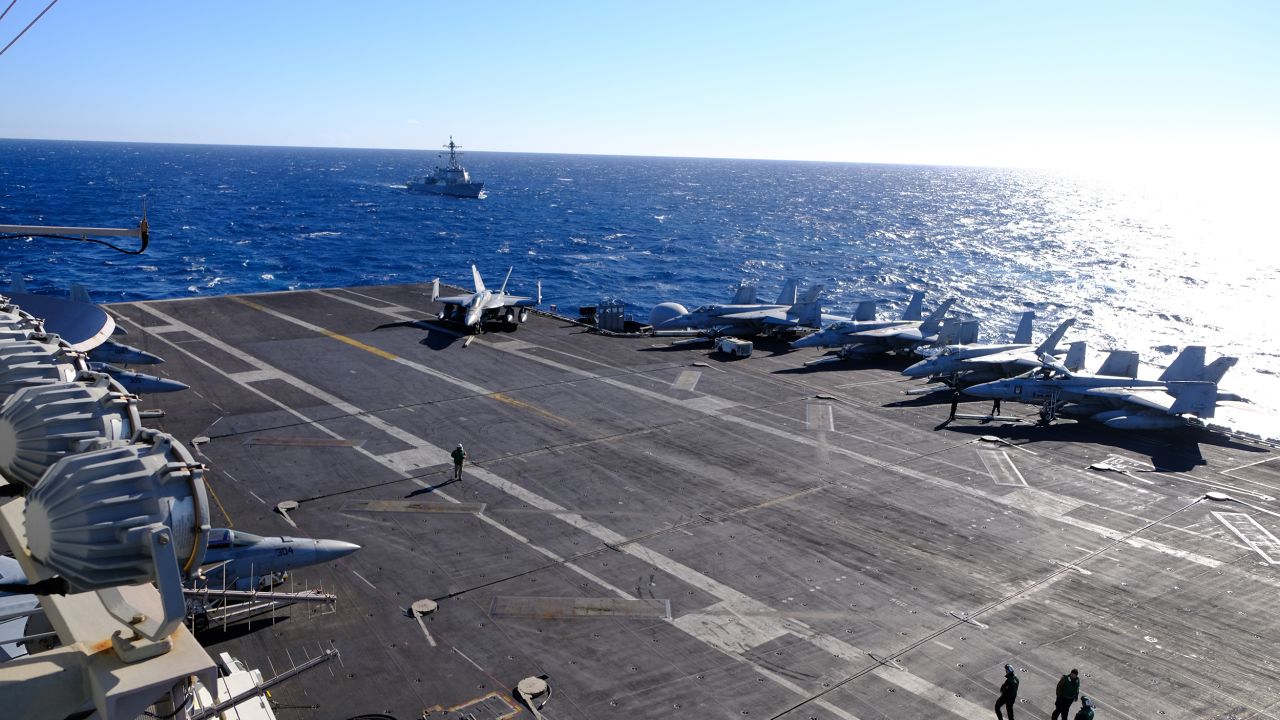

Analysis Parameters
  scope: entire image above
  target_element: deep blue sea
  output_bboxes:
[2,139,1276,414]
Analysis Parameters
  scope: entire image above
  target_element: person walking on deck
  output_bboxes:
[451,443,467,481]
[1052,668,1080,720]
[994,663,1019,720]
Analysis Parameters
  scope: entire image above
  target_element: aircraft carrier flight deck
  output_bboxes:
[107,282,1280,720]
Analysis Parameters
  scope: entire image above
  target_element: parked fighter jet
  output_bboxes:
[903,315,1076,386]
[792,297,957,354]
[86,340,164,365]
[433,265,541,329]
[963,345,1237,429]
[789,291,927,350]
[650,281,828,336]
[196,528,361,591]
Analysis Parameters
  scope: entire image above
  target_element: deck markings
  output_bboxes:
[415,614,437,647]
[352,570,378,589]
[124,301,983,720]
[488,596,672,620]
[806,403,834,432]
[672,369,701,392]
[1221,455,1280,476]
[129,297,1280,718]
[1212,511,1280,564]
[976,447,1027,487]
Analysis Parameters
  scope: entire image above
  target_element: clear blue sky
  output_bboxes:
[3,1,1278,171]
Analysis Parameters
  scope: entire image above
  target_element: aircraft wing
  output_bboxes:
[1079,386,1178,413]
[850,326,918,340]
[717,309,781,321]
[967,349,1038,368]
[435,294,473,306]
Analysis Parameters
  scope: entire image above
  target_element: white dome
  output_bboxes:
[648,302,688,327]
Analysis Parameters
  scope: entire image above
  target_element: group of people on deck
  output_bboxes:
[996,665,1095,720]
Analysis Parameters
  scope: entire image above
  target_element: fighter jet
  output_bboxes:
[86,340,164,365]
[432,265,541,329]
[87,362,190,394]
[963,345,1237,429]
[789,291,927,350]
[903,315,1077,386]
[792,297,957,354]
[650,281,829,336]
[196,528,361,591]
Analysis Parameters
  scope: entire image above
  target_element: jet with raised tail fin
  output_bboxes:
[792,296,958,355]
[903,314,1076,386]
[650,280,829,336]
[433,265,541,329]
[963,345,1238,429]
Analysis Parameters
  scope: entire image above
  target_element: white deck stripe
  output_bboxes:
[1213,511,1280,564]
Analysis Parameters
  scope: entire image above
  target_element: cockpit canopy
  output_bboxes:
[206,528,288,550]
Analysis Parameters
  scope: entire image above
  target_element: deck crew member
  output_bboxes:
[994,663,1019,720]
[451,443,467,481]
[1052,668,1081,720]
[1074,696,1094,720]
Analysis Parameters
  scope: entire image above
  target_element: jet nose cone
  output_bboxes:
[316,539,362,560]
[963,381,1003,399]
[791,333,824,349]
[902,359,932,378]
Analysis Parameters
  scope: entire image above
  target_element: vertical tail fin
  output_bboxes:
[901,291,924,321]
[1064,341,1088,372]
[498,267,514,294]
[471,264,486,293]
[775,279,799,306]
[431,278,441,302]
[1034,318,1076,357]
[1202,356,1237,384]
[730,282,757,305]
[796,284,823,305]
[1012,311,1035,345]
[535,280,542,306]
[917,297,956,335]
[69,284,93,303]
[1169,381,1219,418]
[1158,346,1206,382]
[935,318,979,346]
[1097,350,1140,379]
[791,301,823,327]
[852,299,877,322]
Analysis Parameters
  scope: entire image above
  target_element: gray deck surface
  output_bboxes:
[107,283,1280,720]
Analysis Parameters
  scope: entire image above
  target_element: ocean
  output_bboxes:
[1,138,1276,414]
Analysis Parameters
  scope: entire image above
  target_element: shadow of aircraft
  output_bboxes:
[938,418,1265,472]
